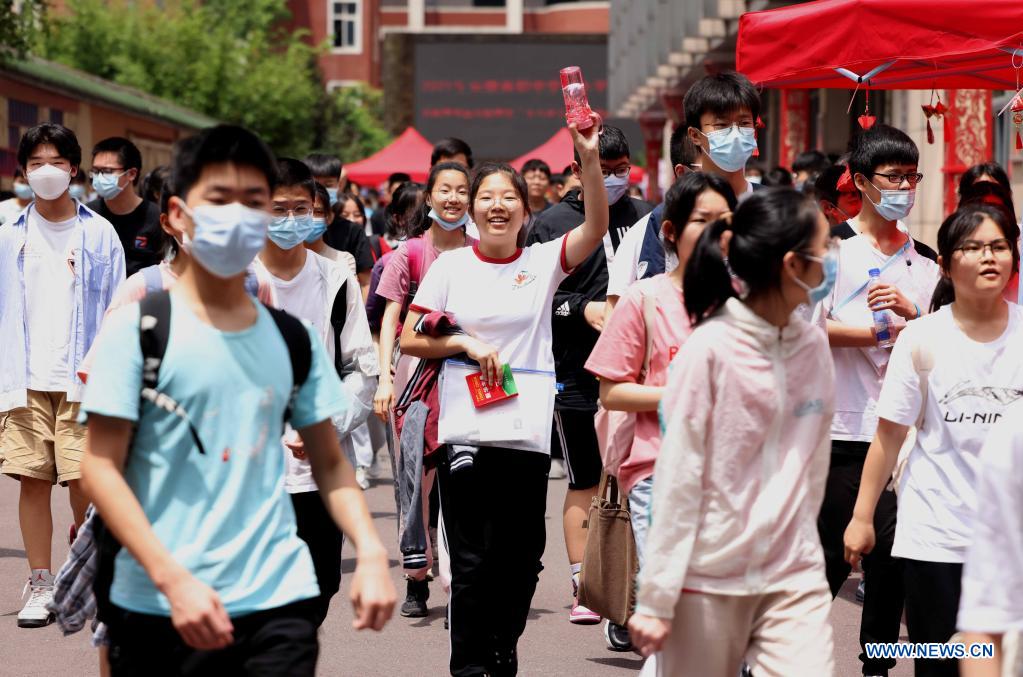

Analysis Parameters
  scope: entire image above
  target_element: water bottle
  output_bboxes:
[560,66,595,130]
[868,268,896,349]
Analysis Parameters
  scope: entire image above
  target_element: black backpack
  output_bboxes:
[94,290,314,622]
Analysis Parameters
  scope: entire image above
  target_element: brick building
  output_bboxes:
[1,57,215,187]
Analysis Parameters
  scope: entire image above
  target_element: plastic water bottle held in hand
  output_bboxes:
[560,66,595,130]
[868,268,896,349]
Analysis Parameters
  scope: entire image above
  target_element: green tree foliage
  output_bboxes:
[0,0,46,64]
[38,0,390,159]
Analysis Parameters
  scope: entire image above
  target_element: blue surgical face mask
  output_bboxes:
[867,183,915,222]
[793,247,838,304]
[13,182,33,201]
[305,217,328,243]
[181,202,271,278]
[69,184,87,200]
[604,174,630,205]
[699,125,758,173]
[327,187,339,207]
[428,207,469,231]
[92,171,126,200]
[268,213,316,250]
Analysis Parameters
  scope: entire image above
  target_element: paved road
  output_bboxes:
[0,462,911,676]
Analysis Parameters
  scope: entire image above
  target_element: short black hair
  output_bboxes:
[551,173,566,186]
[304,153,342,179]
[431,138,474,168]
[762,166,793,187]
[92,136,143,185]
[814,164,845,204]
[170,125,277,201]
[387,172,411,189]
[521,159,551,179]
[313,181,330,211]
[959,162,1011,197]
[13,167,25,181]
[848,124,919,182]
[275,158,316,201]
[669,124,699,168]
[139,165,170,203]
[683,72,761,131]
[18,123,82,171]
[792,150,830,176]
[574,124,630,164]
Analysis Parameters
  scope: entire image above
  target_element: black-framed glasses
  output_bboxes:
[955,238,1013,259]
[270,205,312,218]
[871,172,924,187]
[90,167,126,177]
[600,166,631,180]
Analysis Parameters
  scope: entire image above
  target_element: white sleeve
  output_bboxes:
[875,325,923,427]
[634,334,713,619]
[958,412,1023,632]
[607,214,646,298]
[410,253,450,312]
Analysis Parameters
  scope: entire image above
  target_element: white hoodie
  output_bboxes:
[636,298,834,619]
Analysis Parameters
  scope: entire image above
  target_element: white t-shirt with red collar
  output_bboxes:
[410,237,571,372]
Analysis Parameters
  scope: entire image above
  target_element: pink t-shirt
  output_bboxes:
[585,274,691,495]
[376,230,476,306]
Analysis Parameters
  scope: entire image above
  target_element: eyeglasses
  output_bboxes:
[90,168,125,177]
[270,205,311,218]
[475,196,521,208]
[871,172,924,187]
[955,238,1013,259]
[601,166,631,180]
[434,188,468,200]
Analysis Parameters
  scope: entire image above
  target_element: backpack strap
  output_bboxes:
[140,265,164,295]
[264,305,312,424]
[401,237,426,320]
[329,278,350,377]
[138,291,207,455]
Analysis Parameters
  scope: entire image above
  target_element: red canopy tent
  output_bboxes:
[510,128,647,184]
[736,0,1023,90]
[344,127,433,186]
[736,0,1023,211]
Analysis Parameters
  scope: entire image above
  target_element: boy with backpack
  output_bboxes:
[78,125,394,675]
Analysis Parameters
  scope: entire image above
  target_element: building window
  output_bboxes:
[50,109,64,125]
[8,99,38,127]
[331,1,361,53]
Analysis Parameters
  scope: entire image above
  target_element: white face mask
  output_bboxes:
[604,174,630,205]
[27,164,72,201]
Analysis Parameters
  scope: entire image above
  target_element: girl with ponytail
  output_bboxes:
[845,204,1022,677]
[630,188,840,676]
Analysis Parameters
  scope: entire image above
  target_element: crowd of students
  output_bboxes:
[0,68,1021,677]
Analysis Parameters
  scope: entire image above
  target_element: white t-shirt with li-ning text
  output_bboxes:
[877,302,1023,563]
[25,209,81,392]
[410,237,571,373]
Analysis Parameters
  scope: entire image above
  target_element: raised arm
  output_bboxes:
[563,113,609,270]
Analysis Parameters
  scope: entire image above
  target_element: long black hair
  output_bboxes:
[386,182,425,240]
[930,204,1020,312]
[684,187,820,325]
[662,172,737,255]
[959,162,1011,197]
[406,161,470,239]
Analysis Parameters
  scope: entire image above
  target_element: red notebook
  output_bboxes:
[465,364,519,408]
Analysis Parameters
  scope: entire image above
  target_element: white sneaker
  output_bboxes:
[355,466,371,490]
[549,459,567,480]
[18,574,55,628]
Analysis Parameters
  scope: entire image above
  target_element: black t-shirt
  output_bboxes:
[369,209,388,237]
[323,216,374,273]
[87,198,163,277]
[526,190,655,411]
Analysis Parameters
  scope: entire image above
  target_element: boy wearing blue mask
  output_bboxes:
[684,71,764,203]
[257,158,380,626]
[813,123,939,677]
[525,124,653,634]
[79,128,394,674]
[87,137,163,276]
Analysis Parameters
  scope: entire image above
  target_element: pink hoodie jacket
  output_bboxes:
[636,298,835,619]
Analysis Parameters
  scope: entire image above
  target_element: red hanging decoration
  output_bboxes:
[836,166,854,192]
[921,90,947,145]
[1012,94,1023,151]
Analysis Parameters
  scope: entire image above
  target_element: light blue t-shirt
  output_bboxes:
[81,294,349,616]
